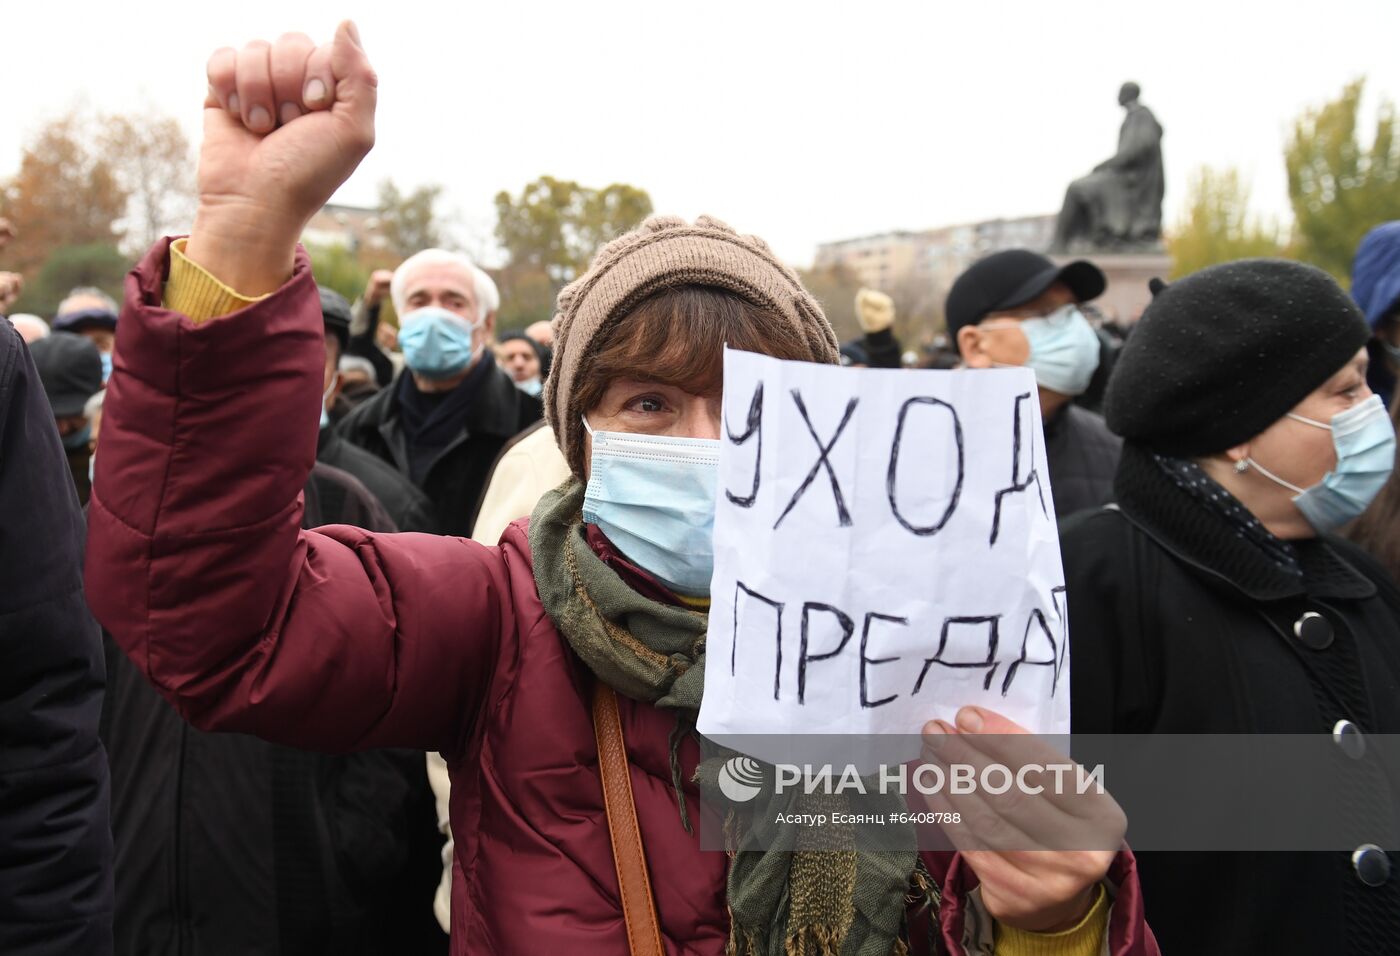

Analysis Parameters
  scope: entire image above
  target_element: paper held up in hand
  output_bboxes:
[697,348,1070,765]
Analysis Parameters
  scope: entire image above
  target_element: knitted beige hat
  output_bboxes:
[545,215,840,477]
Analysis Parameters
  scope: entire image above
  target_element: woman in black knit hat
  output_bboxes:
[1062,258,1400,955]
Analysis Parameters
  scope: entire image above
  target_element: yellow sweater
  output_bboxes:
[162,244,1110,956]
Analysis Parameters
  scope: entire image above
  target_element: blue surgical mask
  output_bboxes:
[581,417,720,596]
[989,305,1101,396]
[1248,394,1396,532]
[100,351,113,384]
[516,376,543,397]
[63,423,91,451]
[1021,305,1102,396]
[398,306,480,380]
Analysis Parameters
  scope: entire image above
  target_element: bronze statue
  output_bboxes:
[1051,82,1164,252]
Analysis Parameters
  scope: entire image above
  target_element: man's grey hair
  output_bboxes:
[9,314,49,341]
[389,249,499,323]
[338,354,377,378]
[57,286,119,317]
[84,388,106,422]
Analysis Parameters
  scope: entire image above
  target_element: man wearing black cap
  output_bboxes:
[30,331,104,504]
[317,286,437,534]
[945,249,1121,517]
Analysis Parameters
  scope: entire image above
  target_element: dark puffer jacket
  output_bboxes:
[0,317,113,954]
[1044,403,1121,519]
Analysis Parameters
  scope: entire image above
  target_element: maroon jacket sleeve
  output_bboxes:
[84,239,511,755]
[918,847,1158,954]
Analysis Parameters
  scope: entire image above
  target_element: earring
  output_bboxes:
[1235,459,1250,474]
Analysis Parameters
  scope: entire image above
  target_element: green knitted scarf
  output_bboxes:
[529,479,932,956]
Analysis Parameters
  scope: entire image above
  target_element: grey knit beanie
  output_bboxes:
[545,215,840,477]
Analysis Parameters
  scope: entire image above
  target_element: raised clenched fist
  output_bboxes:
[186,22,377,295]
[364,269,394,307]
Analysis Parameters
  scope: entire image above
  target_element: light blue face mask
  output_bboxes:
[989,304,1101,396]
[516,376,543,397]
[1021,304,1102,396]
[1248,394,1396,532]
[398,306,480,380]
[100,351,113,384]
[581,416,721,596]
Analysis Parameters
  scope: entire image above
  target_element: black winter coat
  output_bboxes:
[317,428,437,533]
[1063,442,1400,955]
[0,317,113,954]
[101,464,445,956]
[1043,402,1121,519]
[334,357,541,536]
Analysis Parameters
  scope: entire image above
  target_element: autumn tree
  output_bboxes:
[1,111,129,277]
[377,179,446,257]
[1285,78,1400,280]
[102,113,196,253]
[492,263,560,331]
[1166,166,1286,278]
[885,272,944,347]
[494,176,653,287]
[9,243,128,318]
[797,264,866,342]
[307,243,373,305]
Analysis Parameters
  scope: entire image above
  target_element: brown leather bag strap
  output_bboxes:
[592,682,667,956]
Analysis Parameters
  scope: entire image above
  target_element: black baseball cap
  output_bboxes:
[945,250,1106,348]
[319,286,352,354]
[30,331,102,417]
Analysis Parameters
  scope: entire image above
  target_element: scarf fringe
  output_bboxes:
[784,923,847,956]
[668,710,696,833]
[726,923,758,956]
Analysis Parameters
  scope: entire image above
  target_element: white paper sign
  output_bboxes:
[697,348,1070,762]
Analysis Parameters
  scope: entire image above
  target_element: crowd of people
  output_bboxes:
[7,22,1400,956]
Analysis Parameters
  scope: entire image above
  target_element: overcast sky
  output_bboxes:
[7,0,1399,267]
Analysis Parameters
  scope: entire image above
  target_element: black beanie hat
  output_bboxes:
[1105,258,1369,456]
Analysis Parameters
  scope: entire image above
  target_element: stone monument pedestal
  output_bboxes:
[1053,250,1171,325]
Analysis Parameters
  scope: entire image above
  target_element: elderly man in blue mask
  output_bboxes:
[946,249,1122,518]
[1351,221,1400,410]
[335,249,542,536]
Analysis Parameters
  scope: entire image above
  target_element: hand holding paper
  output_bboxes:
[920,706,1124,932]
[698,349,1071,764]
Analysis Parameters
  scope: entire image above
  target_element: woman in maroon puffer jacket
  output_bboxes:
[85,24,1156,956]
